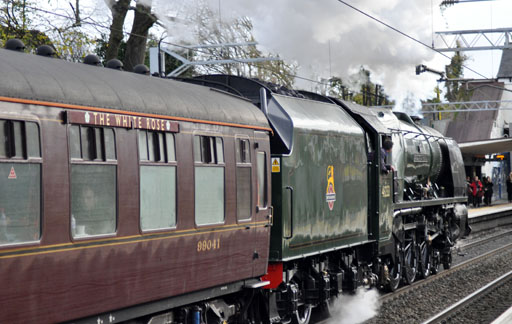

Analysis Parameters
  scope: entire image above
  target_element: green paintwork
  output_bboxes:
[268,95,368,261]
[332,101,393,244]
[370,108,443,202]
[378,142,394,242]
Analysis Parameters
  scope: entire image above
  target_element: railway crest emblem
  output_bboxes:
[326,165,336,211]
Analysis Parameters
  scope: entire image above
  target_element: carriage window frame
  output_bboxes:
[194,134,225,226]
[138,130,177,232]
[236,137,252,222]
[68,124,117,240]
[0,118,42,247]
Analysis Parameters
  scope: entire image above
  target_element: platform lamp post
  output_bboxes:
[416,64,446,120]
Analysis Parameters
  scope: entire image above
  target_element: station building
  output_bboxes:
[428,49,512,202]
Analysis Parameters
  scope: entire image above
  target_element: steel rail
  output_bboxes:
[312,237,512,324]
[380,241,512,302]
[457,228,512,250]
[421,269,512,324]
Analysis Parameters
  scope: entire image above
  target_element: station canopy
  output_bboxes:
[458,137,512,155]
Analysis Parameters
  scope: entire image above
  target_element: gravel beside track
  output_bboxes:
[363,241,512,324]
[453,226,512,266]
[423,271,512,324]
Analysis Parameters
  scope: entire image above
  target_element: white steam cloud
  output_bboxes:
[328,289,380,324]
[151,0,448,105]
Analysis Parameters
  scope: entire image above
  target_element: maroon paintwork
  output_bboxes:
[0,102,271,323]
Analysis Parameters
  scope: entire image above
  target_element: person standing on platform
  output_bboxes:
[471,176,483,208]
[466,176,473,207]
[483,176,493,206]
[507,172,512,203]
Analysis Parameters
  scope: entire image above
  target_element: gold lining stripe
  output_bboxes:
[0,221,269,258]
[0,96,273,133]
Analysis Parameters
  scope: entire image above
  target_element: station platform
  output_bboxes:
[467,200,512,232]
[468,200,512,219]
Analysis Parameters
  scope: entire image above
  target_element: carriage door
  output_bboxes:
[252,132,272,276]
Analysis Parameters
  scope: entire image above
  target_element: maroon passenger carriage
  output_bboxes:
[0,48,273,323]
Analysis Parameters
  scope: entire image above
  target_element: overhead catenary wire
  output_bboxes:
[25,3,491,92]
[335,0,489,80]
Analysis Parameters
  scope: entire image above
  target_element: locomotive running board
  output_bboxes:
[394,197,467,209]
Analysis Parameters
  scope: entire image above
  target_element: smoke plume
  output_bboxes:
[328,288,380,324]
[205,0,445,104]
[150,0,448,104]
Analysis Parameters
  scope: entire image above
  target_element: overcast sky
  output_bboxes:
[45,0,512,108]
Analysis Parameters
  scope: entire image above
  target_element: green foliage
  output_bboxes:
[444,48,471,102]
[54,28,95,62]
[0,0,51,51]
[326,68,393,106]
[95,33,126,64]
[425,85,442,104]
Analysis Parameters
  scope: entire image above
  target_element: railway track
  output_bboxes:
[313,213,512,324]
[379,239,512,304]
[421,269,512,324]
[456,228,512,251]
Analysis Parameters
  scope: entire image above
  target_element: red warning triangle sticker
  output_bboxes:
[8,166,16,179]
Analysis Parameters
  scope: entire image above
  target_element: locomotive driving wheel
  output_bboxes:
[403,232,418,285]
[386,238,403,292]
[431,249,441,274]
[291,304,312,324]
[417,239,432,279]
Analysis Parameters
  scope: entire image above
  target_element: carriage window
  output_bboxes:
[236,139,250,163]
[69,125,81,158]
[71,125,116,161]
[139,130,174,163]
[69,125,117,238]
[104,129,116,161]
[195,135,224,164]
[12,122,23,158]
[140,166,176,230]
[166,133,176,162]
[71,165,116,237]
[257,151,268,207]
[0,121,6,158]
[236,138,251,220]
[194,135,224,225]
[0,119,42,246]
[139,131,176,231]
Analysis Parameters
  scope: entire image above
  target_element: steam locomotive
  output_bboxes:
[0,45,468,324]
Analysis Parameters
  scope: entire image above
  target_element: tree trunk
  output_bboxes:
[105,0,130,62]
[123,1,156,71]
